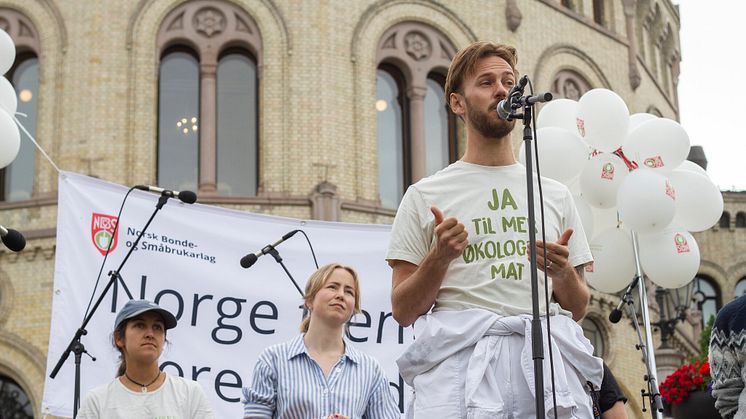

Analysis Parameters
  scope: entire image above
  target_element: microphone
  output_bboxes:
[0,225,26,252]
[135,185,197,204]
[497,75,529,120]
[240,230,301,268]
[608,301,624,324]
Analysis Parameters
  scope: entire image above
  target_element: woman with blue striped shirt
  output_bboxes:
[242,263,400,419]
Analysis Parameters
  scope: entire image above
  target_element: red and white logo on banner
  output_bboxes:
[91,213,119,255]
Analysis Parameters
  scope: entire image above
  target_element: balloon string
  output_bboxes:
[14,113,62,174]
[613,148,638,170]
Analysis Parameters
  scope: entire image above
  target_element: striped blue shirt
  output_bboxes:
[242,334,400,419]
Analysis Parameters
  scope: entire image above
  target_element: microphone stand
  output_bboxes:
[505,81,553,418]
[49,193,170,417]
[610,232,663,419]
[265,246,304,297]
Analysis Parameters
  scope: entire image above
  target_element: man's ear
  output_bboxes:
[449,92,465,118]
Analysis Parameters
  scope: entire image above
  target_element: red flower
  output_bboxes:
[660,358,712,406]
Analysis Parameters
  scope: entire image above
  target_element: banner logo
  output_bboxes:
[643,156,665,168]
[91,213,119,255]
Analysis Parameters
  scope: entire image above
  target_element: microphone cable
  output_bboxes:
[527,77,559,419]
[296,229,319,269]
[82,186,137,320]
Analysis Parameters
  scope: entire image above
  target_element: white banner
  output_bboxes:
[43,172,413,418]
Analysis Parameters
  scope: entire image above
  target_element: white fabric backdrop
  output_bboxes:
[42,172,413,418]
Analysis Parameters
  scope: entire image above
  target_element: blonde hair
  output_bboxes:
[299,263,361,333]
[444,41,518,112]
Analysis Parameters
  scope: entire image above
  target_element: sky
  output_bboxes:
[675,0,746,191]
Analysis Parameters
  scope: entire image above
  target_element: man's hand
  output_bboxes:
[529,228,589,320]
[430,206,468,263]
[532,228,574,280]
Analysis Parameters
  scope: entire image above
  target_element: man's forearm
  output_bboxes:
[553,266,590,321]
[391,251,452,327]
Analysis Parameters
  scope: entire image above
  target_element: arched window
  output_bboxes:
[736,212,746,228]
[693,276,721,327]
[376,66,407,210]
[376,22,458,208]
[0,10,40,202]
[736,278,746,298]
[551,69,591,101]
[0,374,33,418]
[156,2,261,196]
[158,49,200,192]
[581,317,606,358]
[719,211,730,229]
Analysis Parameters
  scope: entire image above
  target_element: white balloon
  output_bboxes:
[675,160,709,178]
[0,109,19,168]
[0,77,17,115]
[0,30,14,75]
[518,127,590,183]
[586,227,636,293]
[617,169,675,233]
[628,113,657,132]
[537,99,579,133]
[592,206,619,237]
[576,88,630,152]
[579,153,628,208]
[573,195,594,241]
[624,118,690,173]
[639,227,700,289]
[668,169,724,232]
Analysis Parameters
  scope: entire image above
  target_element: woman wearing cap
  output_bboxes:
[242,263,399,419]
[76,299,215,418]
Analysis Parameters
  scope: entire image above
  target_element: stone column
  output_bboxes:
[310,181,340,221]
[199,60,218,193]
[407,85,427,183]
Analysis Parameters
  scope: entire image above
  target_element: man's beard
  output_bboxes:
[466,98,515,139]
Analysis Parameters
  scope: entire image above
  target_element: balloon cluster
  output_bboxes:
[528,89,722,293]
[0,29,20,169]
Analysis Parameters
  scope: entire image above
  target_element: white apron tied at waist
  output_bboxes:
[397,306,603,418]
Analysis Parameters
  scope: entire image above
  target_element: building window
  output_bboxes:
[158,50,200,192]
[736,278,746,298]
[581,317,605,358]
[156,1,262,196]
[736,212,746,228]
[719,212,730,229]
[551,69,591,101]
[592,0,606,26]
[693,276,721,327]
[0,374,33,419]
[0,10,40,202]
[216,52,258,196]
[376,22,457,208]
[376,67,407,209]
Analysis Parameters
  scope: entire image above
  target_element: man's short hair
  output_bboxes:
[444,41,518,111]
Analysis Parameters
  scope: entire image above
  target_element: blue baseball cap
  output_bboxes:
[114,299,178,330]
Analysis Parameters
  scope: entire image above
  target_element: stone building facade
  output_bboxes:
[0,1,736,418]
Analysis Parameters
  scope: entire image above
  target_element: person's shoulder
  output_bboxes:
[258,335,304,363]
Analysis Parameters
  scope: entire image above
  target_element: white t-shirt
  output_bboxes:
[387,161,593,317]
[76,373,215,419]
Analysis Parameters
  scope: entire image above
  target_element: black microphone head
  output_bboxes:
[608,309,623,324]
[240,253,258,269]
[282,229,301,240]
[177,190,197,204]
[2,228,26,252]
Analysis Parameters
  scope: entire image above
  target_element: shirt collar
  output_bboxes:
[288,334,360,365]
